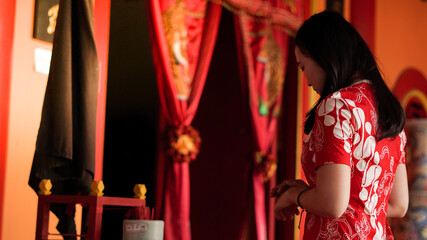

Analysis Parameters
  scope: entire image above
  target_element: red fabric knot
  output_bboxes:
[255,151,277,182]
[168,125,201,162]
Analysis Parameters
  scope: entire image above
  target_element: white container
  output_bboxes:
[123,220,164,240]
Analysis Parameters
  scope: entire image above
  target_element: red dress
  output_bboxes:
[301,81,406,240]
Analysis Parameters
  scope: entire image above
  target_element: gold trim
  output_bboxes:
[401,89,427,113]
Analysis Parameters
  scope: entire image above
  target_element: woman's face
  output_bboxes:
[295,46,326,95]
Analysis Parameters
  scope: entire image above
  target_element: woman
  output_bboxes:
[271,11,409,239]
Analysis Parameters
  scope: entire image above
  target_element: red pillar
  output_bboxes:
[351,0,375,53]
[93,0,111,180]
[0,0,16,238]
[0,0,15,236]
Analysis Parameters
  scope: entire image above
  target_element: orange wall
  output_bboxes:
[1,0,52,239]
[375,0,427,87]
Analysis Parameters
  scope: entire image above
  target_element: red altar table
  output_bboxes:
[35,195,146,240]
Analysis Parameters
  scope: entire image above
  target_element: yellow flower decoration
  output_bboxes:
[169,125,201,162]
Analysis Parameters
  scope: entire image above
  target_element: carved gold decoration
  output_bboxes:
[133,184,147,200]
[38,179,52,195]
[90,180,105,196]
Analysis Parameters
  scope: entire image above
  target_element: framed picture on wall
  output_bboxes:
[33,0,59,43]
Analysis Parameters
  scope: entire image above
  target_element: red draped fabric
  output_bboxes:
[236,17,289,240]
[213,0,302,32]
[147,1,221,240]
[230,1,304,239]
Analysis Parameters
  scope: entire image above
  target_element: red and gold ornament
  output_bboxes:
[255,151,277,182]
[168,125,201,162]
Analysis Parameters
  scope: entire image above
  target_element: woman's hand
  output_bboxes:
[274,195,300,221]
[270,179,309,197]
[271,179,309,221]
[270,180,290,198]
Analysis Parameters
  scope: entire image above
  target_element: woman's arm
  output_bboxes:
[275,164,351,220]
[299,164,351,218]
[387,164,409,218]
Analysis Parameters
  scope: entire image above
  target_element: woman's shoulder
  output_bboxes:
[317,80,374,116]
[323,80,373,104]
[331,80,372,98]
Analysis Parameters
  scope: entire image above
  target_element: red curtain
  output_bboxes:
[147,1,221,240]
[213,0,303,32]
[230,1,304,239]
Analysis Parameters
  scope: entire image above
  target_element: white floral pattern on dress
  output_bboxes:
[301,81,406,240]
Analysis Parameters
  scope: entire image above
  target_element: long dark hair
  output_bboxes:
[296,11,405,140]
